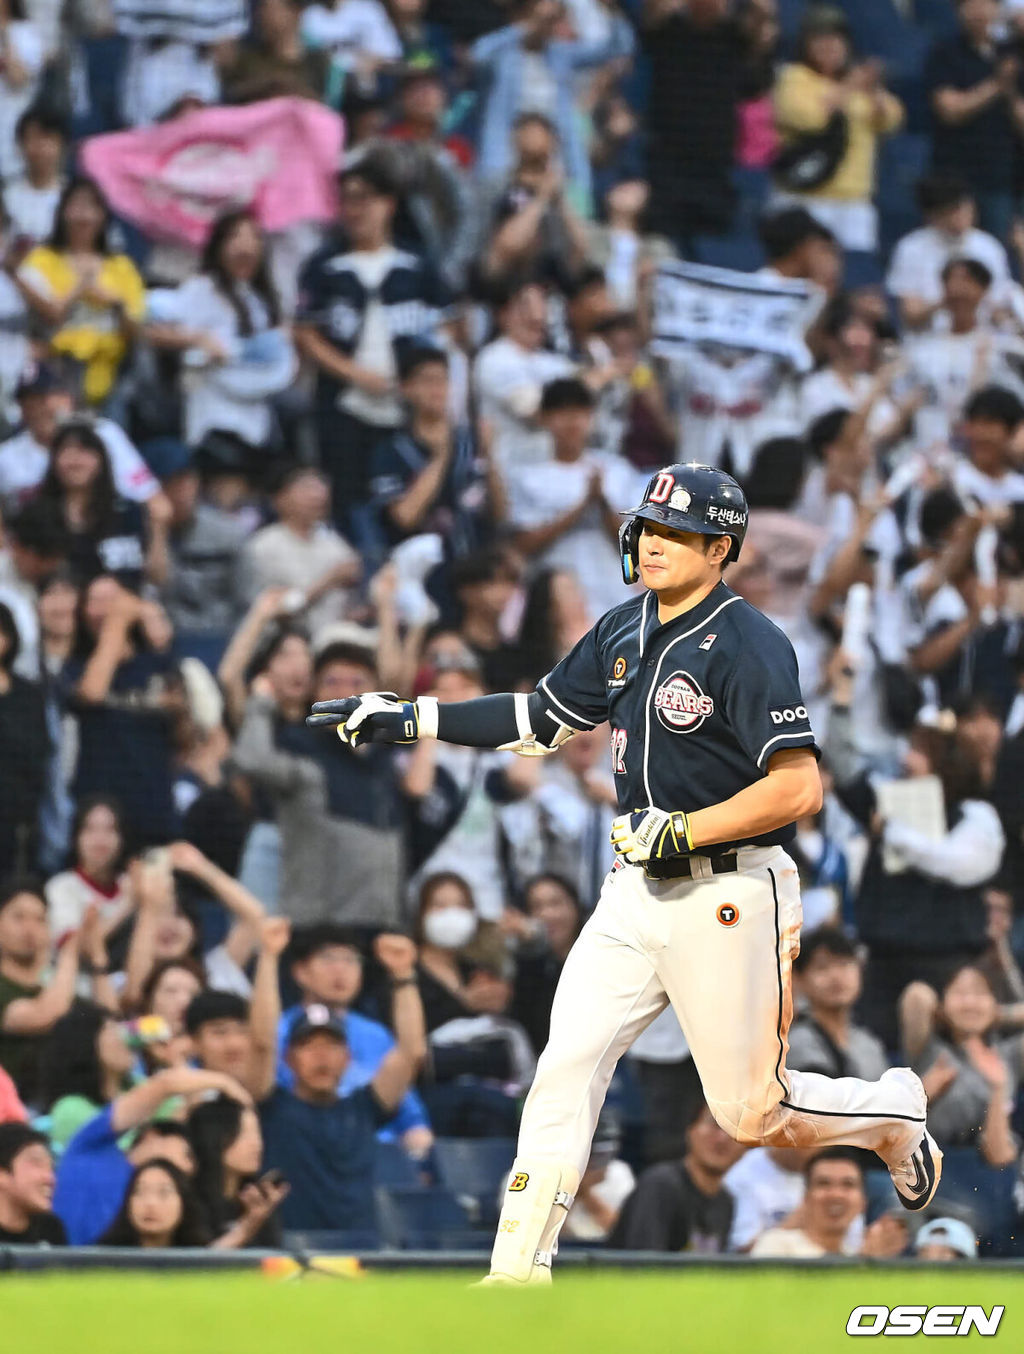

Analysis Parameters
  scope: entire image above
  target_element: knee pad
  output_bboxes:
[489,1158,581,1284]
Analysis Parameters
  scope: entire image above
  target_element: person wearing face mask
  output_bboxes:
[415,872,536,1135]
[414,871,484,1029]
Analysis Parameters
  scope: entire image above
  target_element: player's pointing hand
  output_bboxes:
[306,692,421,749]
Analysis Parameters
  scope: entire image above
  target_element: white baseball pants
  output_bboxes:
[515,846,925,1173]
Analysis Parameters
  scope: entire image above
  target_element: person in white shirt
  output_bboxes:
[3,105,65,246]
[0,198,28,421]
[0,364,160,511]
[886,174,1012,332]
[507,377,643,624]
[904,260,1024,449]
[751,1148,906,1258]
[0,6,43,175]
[898,486,1018,714]
[952,384,1024,510]
[801,299,907,442]
[120,39,221,126]
[147,211,297,453]
[45,795,133,951]
[236,466,360,637]
[725,1147,811,1251]
[300,0,401,85]
[473,277,576,477]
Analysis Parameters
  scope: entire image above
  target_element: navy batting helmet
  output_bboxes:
[619,463,749,584]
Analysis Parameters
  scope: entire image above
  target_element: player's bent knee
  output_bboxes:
[705,1097,784,1147]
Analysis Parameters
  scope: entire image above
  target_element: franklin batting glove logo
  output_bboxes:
[846,1307,1004,1337]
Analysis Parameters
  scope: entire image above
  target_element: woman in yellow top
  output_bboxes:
[16,178,145,405]
[774,7,903,253]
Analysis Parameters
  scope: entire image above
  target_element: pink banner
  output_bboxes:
[80,97,344,248]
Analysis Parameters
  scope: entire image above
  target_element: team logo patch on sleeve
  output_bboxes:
[653,671,714,733]
[508,1173,530,1192]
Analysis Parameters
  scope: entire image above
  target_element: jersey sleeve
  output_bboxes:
[368,436,412,505]
[720,628,819,771]
[537,624,608,732]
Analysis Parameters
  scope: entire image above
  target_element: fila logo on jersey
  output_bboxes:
[770,705,808,724]
[717,904,740,927]
[699,633,717,651]
[654,670,714,733]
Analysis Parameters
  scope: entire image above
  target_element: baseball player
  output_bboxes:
[307,462,941,1285]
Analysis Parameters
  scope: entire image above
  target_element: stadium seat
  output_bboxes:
[373,1141,423,1188]
[374,1186,483,1251]
[877,133,931,260]
[432,1137,516,1225]
[692,232,765,274]
[863,1168,899,1221]
[936,1148,1020,1258]
[282,1229,381,1253]
[843,251,884,290]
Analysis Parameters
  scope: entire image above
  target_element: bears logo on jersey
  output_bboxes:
[653,671,714,733]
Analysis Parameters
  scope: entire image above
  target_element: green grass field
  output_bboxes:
[3,1269,1023,1353]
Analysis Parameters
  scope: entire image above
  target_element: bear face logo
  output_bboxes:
[653,670,714,733]
[669,486,692,512]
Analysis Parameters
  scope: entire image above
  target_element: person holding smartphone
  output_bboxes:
[187,1094,288,1248]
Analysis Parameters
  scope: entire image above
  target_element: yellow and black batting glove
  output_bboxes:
[610,807,694,864]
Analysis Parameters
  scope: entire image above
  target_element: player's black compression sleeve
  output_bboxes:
[433,692,562,749]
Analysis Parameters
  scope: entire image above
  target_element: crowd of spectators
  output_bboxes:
[1,0,1024,1261]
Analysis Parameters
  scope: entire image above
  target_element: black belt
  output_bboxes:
[641,854,739,881]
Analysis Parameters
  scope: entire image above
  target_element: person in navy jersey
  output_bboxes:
[369,345,496,555]
[35,419,171,592]
[257,933,427,1235]
[276,922,433,1156]
[309,461,946,1287]
[294,152,450,550]
[61,576,183,846]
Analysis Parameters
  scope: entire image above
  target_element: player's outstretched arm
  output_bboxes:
[306,689,576,757]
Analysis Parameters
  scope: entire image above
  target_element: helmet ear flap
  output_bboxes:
[619,518,641,585]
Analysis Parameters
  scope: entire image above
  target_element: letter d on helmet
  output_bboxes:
[619,462,749,584]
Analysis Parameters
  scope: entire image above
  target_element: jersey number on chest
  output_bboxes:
[611,727,628,775]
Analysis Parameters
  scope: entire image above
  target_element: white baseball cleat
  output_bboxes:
[473,1268,552,1289]
[889,1129,943,1212]
[879,1067,942,1211]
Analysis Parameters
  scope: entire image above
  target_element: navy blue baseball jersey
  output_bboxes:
[537,581,819,849]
